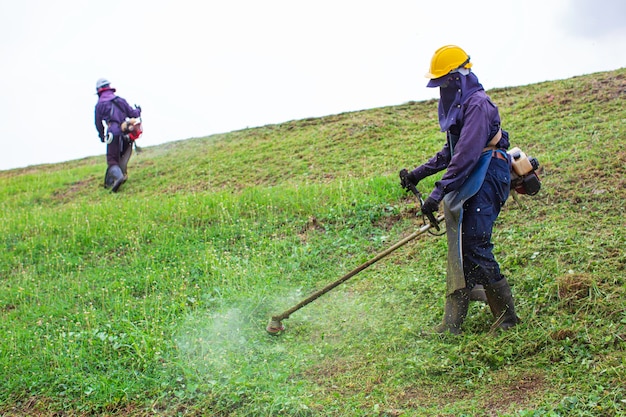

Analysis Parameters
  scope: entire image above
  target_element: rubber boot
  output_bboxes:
[434,288,470,335]
[485,278,520,330]
[104,166,114,188]
[105,165,126,193]
[469,284,487,303]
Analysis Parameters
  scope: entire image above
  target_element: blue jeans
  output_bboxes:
[462,157,510,287]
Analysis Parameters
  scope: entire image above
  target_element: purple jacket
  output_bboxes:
[410,76,508,202]
[94,89,141,138]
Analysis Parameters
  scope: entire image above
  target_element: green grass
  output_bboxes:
[1,69,625,416]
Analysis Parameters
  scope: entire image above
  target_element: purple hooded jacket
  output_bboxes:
[410,72,508,202]
[95,89,141,139]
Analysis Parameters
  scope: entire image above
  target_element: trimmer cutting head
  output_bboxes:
[266,318,285,335]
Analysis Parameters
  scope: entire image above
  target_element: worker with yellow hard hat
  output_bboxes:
[400,45,520,334]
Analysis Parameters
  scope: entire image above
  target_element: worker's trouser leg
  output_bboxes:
[461,157,519,329]
[104,135,130,192]
[462,157,510,289]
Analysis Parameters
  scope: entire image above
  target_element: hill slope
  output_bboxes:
[1,69,625,416]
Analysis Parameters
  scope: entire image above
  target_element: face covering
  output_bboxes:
[437,71,484,132]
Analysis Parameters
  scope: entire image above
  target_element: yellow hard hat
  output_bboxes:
[425,45,473,79]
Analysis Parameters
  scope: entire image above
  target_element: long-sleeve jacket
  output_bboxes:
[410,89,507,202]
[94,89,141,139]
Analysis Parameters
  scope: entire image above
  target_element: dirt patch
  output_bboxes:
[387,371,547,416]
[1,303,17,313]
[373,212,404,231]
[304,353,548,416]
[560,72,626,104]
[479,372,547,416]
[389,384,445,410]
[373,196,421,232]
[50,178,95,202]
[585,72,626,103]
[297,215,326,243]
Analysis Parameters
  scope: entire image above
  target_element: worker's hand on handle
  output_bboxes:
[399,168,419,191]
[421,196,441,230]
[399,169,441,231]
[421,196,439,215]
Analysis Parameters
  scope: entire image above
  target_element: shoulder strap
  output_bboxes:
[487,128,502,147]
[109,97,123,123]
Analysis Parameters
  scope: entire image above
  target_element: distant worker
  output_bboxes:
[94,78,142,192]
[400,45,520,334]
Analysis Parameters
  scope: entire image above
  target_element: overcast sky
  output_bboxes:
[1,0,625,171]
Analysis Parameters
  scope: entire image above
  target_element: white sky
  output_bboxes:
[1,0,625,171]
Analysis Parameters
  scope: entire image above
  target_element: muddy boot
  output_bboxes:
[469,284,487,303]
[105,165,126,193]
[434,288,470,335]
[485,278,520,330]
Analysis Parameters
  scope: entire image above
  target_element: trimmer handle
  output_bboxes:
[399,169,440,231]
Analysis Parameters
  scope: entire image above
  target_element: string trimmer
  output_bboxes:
[266,171,444,335]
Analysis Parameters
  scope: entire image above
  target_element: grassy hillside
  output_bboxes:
[1,68,624,416]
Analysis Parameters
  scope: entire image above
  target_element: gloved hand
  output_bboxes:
[99,134,105,143]
[421,196,440,216]
[399,169,419,190]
